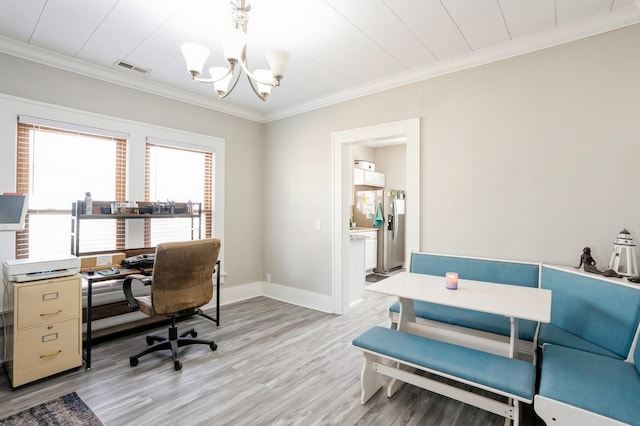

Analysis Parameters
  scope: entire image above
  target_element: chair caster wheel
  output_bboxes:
[174,361,182,371]
[130,357,139,367]
[190,330,198,338]
[210,343,217,351]
[146,337,155,345]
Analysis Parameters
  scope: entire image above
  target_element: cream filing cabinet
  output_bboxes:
[3,274,82,387]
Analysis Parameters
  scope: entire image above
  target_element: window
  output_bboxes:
[16,118,126,259]
[145,141,214,246]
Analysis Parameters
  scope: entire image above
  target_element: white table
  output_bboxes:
[366,271,552,358]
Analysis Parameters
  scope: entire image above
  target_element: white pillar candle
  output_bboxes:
[445,272,458,290]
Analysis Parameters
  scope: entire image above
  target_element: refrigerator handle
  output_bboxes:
[390,199,398,242]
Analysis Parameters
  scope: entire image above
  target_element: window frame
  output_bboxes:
[144,141,214,245]
[15,121,127,259]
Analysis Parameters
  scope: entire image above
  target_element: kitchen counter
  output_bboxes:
[349,227,378,234]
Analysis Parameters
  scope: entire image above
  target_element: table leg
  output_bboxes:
[509,317,518,359]
[397,297,415,332]
[85,279,92,369]
[389,297,417,396]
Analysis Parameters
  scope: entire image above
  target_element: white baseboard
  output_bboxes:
[206,281,333,314]
[215,281,263,307]
[261,281,333,313]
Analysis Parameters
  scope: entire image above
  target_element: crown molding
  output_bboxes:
[1,4,638,125]
[0,35,267,123]
[263,4,640,122]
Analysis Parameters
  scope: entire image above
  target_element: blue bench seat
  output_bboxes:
[535,344,640,426]
[352,326,536,425]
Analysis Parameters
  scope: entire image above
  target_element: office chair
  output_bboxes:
[122,238,221,371]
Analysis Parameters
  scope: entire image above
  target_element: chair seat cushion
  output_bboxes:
[538,344,640,425]
[389,301,538,341]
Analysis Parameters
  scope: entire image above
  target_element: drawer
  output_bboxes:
[12,318,81,385]
[17,276,80,329]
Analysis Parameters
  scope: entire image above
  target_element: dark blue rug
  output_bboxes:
[0,392,103,425]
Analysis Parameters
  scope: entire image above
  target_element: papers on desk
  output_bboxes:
[97,267,120,276]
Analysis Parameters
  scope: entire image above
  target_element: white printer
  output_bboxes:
[3,255,81,282]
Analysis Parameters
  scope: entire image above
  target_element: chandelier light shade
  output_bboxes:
[180,0,290,102]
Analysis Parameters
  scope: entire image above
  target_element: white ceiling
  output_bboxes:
[0,0,639,122]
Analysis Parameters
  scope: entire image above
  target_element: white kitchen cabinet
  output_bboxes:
[349,235,366,305]
[353,168,365,185]
[353,168,385,188]
[364,171,385,187]
[362,230,378,271]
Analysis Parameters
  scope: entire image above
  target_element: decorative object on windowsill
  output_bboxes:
[180,0,290,101]
[607,229,639,277]
[576,246,623,278]
[84,192,92,215]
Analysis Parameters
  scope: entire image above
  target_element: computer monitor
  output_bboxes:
[0,193,28,231]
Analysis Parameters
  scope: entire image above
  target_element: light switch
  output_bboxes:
[315,219,321,230]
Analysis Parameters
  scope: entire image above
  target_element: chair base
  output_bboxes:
[130,318,217,371]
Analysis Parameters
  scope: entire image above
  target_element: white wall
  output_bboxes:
[264,24,640,299]
[374,145,406,191]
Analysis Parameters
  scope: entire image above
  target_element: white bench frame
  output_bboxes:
[534,395,629,426]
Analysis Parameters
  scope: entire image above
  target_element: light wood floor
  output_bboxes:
[0,292,545,425]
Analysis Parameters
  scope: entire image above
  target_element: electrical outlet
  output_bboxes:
[266,273,271,282]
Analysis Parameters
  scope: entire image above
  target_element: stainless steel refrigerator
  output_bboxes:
[353,189,405,274]
[376,189,405,273]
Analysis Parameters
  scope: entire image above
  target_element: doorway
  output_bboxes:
[332,118,420,314]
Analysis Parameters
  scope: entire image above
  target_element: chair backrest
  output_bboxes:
[150,239,221,315]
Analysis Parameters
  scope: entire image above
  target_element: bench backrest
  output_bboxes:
[635,337,640,375]
[541,265,640,359]
[410,252,540,288]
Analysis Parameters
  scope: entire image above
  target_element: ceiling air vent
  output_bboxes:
[115,60,151,75]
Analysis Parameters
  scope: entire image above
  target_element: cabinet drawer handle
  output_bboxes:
[39,350,62,358]
[40,310,63,317]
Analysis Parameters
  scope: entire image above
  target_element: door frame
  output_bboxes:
[331,118,420,314]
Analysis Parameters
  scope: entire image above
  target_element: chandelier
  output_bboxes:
[180,0,290,102]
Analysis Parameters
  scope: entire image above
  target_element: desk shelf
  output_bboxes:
[70,200,201,256]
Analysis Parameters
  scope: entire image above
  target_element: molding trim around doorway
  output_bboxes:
[331,118,420,314]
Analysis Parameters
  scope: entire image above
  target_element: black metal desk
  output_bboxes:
[82,260,220,369]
